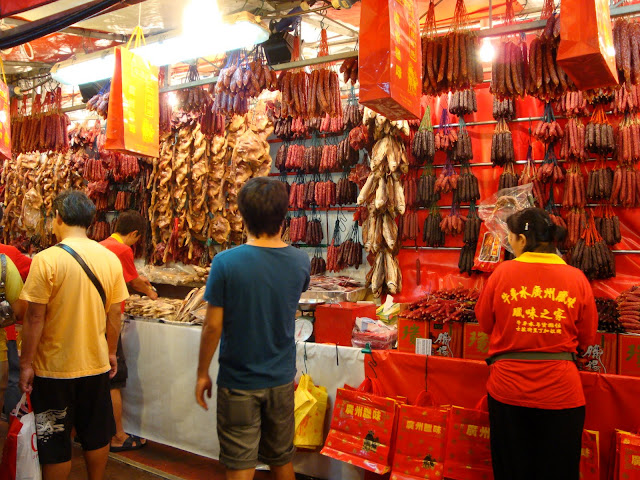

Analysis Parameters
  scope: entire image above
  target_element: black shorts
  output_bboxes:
[31,372,115,464]
[110,336,128,390]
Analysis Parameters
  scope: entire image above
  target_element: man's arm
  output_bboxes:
[129,275,158,300]
[106,302,123,378]
[11,299,26,322]
[195,305,223,410]
[19,302,46,393]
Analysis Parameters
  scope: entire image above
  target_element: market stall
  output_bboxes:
[3,0,640,478]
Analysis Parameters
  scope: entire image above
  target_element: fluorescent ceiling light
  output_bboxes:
[50,12,269,85]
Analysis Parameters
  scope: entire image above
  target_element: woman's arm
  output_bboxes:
[476,272,499,335]
[576,279,598,352]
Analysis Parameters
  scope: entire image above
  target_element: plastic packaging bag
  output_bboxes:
[0,394,41,480]
[352,317,398,350]
[294,374,328,450]
[478,183,535,254]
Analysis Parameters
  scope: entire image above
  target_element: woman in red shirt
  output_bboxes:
[475,208,597,480]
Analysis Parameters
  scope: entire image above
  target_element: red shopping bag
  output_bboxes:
[613,429,640,479]
[443,397,493,480]
[580,430,599,480]
[358,0,421,120]
[391,391,449,480]
[557,1,618,90]
[0,394,41,480]
[321,378,398,474]
[105,27,159,158]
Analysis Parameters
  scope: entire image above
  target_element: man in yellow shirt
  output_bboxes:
[19,190,129,480]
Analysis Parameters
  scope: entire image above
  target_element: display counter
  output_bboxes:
[121,318,640,480]
[120,318,366,480]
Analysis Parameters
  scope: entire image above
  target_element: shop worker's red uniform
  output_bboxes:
[475,252,598,410]
[0,244,31,342]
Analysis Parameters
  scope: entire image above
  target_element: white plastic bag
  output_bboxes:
[1,394,42,480]
[478,184,535,254]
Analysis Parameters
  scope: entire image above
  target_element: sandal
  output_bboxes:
[110,434,147,453]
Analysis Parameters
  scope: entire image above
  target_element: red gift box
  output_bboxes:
[578,332,618,375]
[429,321,463,358]
[617,334,640,377]
[463,323,490,361]
[397,317,429,353]
[315,302,377,347]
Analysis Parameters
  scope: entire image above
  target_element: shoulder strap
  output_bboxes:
[0,254,6,302]
[56,244,106,307]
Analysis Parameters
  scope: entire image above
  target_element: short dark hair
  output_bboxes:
[237,177,288,237]
[506,207,566,254]
[53,190,96,229]
[114,210,146,236]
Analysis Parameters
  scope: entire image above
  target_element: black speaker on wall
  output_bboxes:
[261,32,295,66]
[79,79,109,103]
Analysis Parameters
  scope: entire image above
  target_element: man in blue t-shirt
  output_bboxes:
[196,177,310,480]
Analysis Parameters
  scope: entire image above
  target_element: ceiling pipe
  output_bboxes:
[0,0,122,49]
[2,17,127,42]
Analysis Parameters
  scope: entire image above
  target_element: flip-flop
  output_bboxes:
[110,435,147,453]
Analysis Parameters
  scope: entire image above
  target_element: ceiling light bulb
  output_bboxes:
[168,92,178,108]
[479,37,495,63]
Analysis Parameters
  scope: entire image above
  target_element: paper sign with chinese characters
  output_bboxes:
[0,81,10,160]
[358,0,421,120]
[106,46,159,158]
[429,321,463,358]
[397,317,428,353]
[618,334,640,377]
[578,332,617,374]
[463,323,489,361]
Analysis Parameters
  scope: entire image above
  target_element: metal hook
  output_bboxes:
[303,342,308,375]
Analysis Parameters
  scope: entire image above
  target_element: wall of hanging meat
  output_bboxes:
[2,88,274,267]
[393,8,640,306]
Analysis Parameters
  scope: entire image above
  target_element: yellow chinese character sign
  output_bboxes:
[106,45,159,158]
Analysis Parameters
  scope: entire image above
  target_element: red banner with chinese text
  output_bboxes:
[321,387,398,474]
[391,402,448,480]
[358,0,421,120]
[105,46,159,158]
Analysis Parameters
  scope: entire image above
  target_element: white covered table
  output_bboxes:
[121,318,366,480]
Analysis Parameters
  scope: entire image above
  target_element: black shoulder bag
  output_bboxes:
[56,244,106,307]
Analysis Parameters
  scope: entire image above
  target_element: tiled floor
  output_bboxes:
[0,421,275,479]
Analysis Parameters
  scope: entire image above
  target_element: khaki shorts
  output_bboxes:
[217,382,295,470]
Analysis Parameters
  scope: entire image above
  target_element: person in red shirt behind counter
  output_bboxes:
[475,208,597,480]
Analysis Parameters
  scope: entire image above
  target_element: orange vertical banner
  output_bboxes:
[358,0,421,120]
[106,29,159,158]
[0,81,10,160]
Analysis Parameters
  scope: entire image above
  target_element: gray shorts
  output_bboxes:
[217,381,295,470]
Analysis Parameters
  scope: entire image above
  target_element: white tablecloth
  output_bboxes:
[121,319,365,480]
